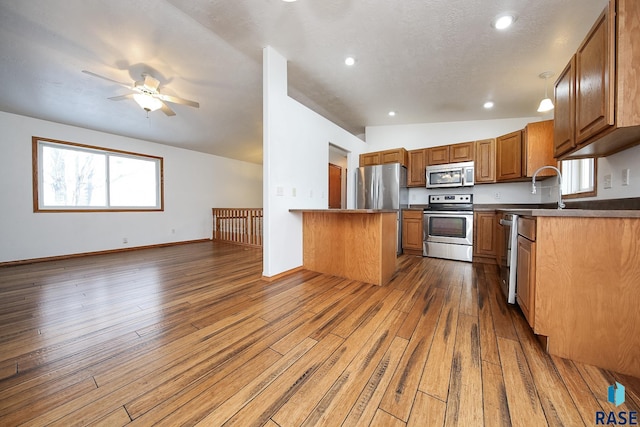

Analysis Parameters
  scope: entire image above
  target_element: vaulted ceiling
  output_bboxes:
[0,0,607,164]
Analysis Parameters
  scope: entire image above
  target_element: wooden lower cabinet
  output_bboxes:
[473,211,498,263]
[513,215,640,378]
[516,233,536,327]
[402,210,423,255]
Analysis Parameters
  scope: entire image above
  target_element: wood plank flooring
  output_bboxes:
[0,241,638,426]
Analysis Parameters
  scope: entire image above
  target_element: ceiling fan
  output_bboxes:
[82,70,199,116]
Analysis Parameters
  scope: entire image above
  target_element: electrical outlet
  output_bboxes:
[122,237,128,244]
[494,191,500,199]
[622,169,630,186]
[276,186,284,196]
[604,174,612,189]
[291,187,297,197]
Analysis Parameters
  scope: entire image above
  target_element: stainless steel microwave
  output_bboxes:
[426,161,475,188]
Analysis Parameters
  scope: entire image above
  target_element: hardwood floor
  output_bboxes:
[0,241,638,426]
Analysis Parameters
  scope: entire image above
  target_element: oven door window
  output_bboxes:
[429,216,467,238]
[428,170,462,186]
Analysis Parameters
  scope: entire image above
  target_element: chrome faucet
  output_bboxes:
[532,165,565,209]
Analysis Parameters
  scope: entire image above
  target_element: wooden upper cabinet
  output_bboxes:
[474,139,496,183]
[523,120,555,178]
[407,148,427,187]
[496,121,554,182]
[427,146,449,165]
[450,141,474,162]
[360,148,408,167]
[496,130,523,181]
[554,57,577,157]
[555,0,640,159]
[575,3,615,145]
[380,148,408,166]
[359,152,381,167]
[426,141,474,166]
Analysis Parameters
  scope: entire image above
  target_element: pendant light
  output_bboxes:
[537,71,555,113]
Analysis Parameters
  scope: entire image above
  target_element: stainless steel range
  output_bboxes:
[423,194,473,262]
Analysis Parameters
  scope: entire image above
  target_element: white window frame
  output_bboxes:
[33,137,164,212]
[560,157,597,199]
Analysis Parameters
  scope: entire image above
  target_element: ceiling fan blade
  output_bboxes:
[160,101,176,116]
[82,70,132,89]
[142,74,160,91]
[108,94,135,101]
[157,93,200,108]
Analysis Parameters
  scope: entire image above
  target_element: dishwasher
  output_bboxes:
[499,213,518,304]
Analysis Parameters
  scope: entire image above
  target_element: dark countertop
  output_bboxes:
[289,209,398,214]
[495,208,640,218]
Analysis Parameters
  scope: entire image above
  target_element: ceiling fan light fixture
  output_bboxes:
[133,93,163,112]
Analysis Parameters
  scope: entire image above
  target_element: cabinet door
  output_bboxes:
[473,212,497,258]
[450,141,474,162]
[575,5,615,144]
[554,57,577,157]
[474,139,496,183]
[359,152,381,167]
[523,120,555,177]
[427,146,449,165]
[516,235,536,328]
[407,149,426,187]
[380,148,408,166]
[402,210,423,251]
[496,130,523,181]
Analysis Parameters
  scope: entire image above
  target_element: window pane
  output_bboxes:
[35,138,163,211]
[561,158,595,196]
[41,144,106,206]
[108,155,158,207]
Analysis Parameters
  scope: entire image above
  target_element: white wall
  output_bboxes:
[0,111,263,263]
[589,143,640,200]
[262,46,367,277]
[365,117,549,205]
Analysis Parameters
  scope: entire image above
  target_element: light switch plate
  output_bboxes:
[622,169,630,186]
[604,174,612,189]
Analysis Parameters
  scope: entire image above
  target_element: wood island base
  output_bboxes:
[292,210,398,286]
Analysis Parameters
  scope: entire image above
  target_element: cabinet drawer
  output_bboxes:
[403,210,423,220]
[518,216,536,241]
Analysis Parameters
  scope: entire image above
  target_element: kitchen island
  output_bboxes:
[290,209,397,286]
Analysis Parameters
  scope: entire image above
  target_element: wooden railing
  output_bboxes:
[212,208,263,247]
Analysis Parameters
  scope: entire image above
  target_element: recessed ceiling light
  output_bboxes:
[492,14,517,30]
[345,57,356,66]
[388,111,396,117]
[282,0,297,2]
[484,101,494,109]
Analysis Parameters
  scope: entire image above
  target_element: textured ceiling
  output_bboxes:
[0,0,607,164]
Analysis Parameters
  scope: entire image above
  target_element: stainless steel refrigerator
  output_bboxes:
[355,163,409,254]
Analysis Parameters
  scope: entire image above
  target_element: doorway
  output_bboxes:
[328,164,342,209]
[328,144,348,209]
